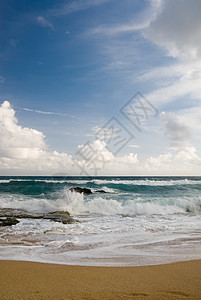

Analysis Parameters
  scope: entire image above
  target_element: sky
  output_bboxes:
[1,0,201,176]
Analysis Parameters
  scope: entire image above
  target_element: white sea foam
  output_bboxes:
[93,178,201,186]
[56,189,201,216]
[1,189,201,216]
[35,179,90,184]
[1,212,201,266]
[0,179,36,183]
[1,177,201,266]
[1,178,201,186]
[0,179,11,183]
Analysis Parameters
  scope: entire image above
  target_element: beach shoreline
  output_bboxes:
[0,259,201,299]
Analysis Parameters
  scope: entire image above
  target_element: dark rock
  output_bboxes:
[48,211,70,217]
[70,187,92,194]
[95,190,107,193]
[0,217,19,227]
[0,208,79,225]
[44,211,75,224]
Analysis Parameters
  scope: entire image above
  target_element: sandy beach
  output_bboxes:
[0,260,201,299]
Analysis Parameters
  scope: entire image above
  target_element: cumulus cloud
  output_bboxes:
[0,101,73,174]
[0,101,200,176]
[74,139,138,175]
[144,0,201,59]
[0,101,46,152]
[0,102,138,175]
[142,148,201,175]
[138,111,201,174]
[140,112,201,174]
[144,144,201,174]
[37,16,55,31]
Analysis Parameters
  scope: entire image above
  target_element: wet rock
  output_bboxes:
[0,217,19,227]
[48,211,70,217]
[95,190,107,193]
[70,187,93,194]
[69,187,113,194]
[0,208,79,225]
[44,211,76,224]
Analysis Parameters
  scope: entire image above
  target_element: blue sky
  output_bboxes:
[1,0,201,175]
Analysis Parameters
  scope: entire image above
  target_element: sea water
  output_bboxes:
[0,176,201,266]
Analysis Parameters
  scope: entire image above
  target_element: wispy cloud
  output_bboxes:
[50,0,110,16]
[37,16,55,31]
[88,20,150,36]
[144,62,201,108]
[22,107,75,119]
[86,0,161,36]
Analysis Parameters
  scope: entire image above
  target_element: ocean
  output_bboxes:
[0,176,201,266]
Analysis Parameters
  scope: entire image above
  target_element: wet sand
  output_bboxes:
[0,260,201,299]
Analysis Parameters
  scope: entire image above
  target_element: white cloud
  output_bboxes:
[0,101,73,174]
[22,107,74,119]
[142,146,201,175]
[140,60,201,110]
[138,1,201,110]
[143,153,173,172]
[139,62,201,82]
[161,112,192,149]
[50,0,109,16]
[87,0,161,36]
[75,138,201,175]
[175,146,199,162]
[139,111,201,174]
[177,107,201,132]
[1,101,200,176]
[144,0,201,60]
[37,16,55,31]
[73,139,139,175]
[88,21,150,36]
[0,101,46,152]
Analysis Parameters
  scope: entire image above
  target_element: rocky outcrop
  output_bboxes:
[94,190,107,193]
[70,187,113,194]
[0,217,20,227]
[0,209,78,225]
[44,211,76,224]
[70,187,93,194]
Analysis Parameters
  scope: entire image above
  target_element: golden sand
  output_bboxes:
[0,260,201,299]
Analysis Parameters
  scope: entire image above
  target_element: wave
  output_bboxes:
[61,192,201,216]
[92,178,201,186]
[0,179,37,184]
[1,177,201,186]
[1,188,200,217]
[0,179,90,184]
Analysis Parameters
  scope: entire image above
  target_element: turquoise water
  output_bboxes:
[0,176,201,266]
